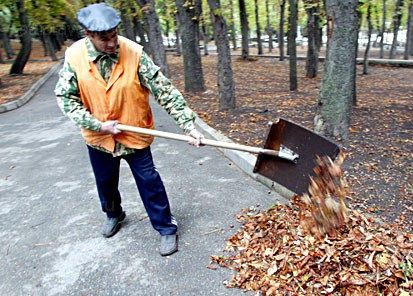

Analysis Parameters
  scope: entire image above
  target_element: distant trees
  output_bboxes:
[175,0,205,92]
[2,0,412,136]
[10,0,32,75]
[279,0,286,61]
[288,0,298,91]
[363,2,373,74]
[254,0,263,55]
[389,0,404,59]
[239,0,249,60]
[207,0,235,110]
[136,0,170,76]
[304,0,321,78]
[405,1,413,59]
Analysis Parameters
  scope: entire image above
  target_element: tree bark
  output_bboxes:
[389,0,404,59]
[230,0,237,50]
[404,2,413,59]
[279,0,286,61]
[314,0,359,141]
[51,33,61,52]
[44,32,58,61]
[265,0,273,52]
[165,19,171,48]
[353,5,362,106]
[201,24,209,56]
[254,0,263,55]
[134,18,150,54]
[10,0,32,75]
[0,47,4,64]
[288,0,298,91]
[38,28,48,57]
[136,0,169,76]
[174,15,181,56]
[305,0,320,78]
[207,0,236,110]
[363,3,373,74]
[175,0,205,92]
[379,0,386,58]
[120,9,136,41]
[1,31,14,59]
[239,0,250,59]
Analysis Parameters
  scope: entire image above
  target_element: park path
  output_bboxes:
[0,67,285,295]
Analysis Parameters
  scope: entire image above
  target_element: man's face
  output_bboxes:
[87,29,118,54]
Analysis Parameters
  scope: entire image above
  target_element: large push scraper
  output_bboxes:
[117,118,340,195]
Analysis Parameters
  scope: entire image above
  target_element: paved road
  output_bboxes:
[0,69,285,295]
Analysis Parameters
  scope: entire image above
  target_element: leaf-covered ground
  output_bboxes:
[167,54,413,232]
[0,41,66,105]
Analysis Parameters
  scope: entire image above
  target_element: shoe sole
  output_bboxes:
[103,212,126,238]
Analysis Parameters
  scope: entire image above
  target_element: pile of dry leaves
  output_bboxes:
[211,156,413,295]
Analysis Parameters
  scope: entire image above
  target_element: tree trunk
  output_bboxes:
[305,0,320,78]
[266,0,273,52]
[353,6,362,106]
[10,0,32,75]
[50,33,61,52]
[379,0,386,58]
[0,47,4,64]
[38,28,48,57]
[207,0,236,110]
[174,15,181,56]
[201,24,209,56]
[135,18,151,54]
[165,19,171,48]
[254,0,263,55]
[44,32,58,61]
[120,10,136,41]
[288,0,298,91]
[175,0,205,92]
[404,2,413,59]
[230,0,237,50]
[1,31,14,59]
[239,0,250,59]
[363,3,373,74]
[279,0,286,61]
[389,0,404,59]
[136,0,169,76]
[314,0,359,141]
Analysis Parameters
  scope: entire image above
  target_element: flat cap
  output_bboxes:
[77,3,121,32]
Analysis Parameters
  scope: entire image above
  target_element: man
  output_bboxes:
[55,3,203,256]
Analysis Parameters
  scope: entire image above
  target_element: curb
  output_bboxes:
[0,60,63,114]
[194,117,295,200]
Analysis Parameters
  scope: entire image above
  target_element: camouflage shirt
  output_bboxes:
[55,37,196,156]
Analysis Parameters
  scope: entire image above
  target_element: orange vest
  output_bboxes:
[65,36,154,152]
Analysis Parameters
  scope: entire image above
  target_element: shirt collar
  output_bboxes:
[85,37,119,64]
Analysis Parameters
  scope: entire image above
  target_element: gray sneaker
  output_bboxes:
[160,234,178,256]
[101,211,126,238]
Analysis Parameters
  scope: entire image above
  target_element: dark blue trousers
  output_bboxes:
[87,146,177,236]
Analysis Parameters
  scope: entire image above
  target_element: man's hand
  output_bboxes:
[187,129,204,147]
[100,120,121,135]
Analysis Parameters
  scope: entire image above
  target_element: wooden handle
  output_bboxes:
[116,124,279,156]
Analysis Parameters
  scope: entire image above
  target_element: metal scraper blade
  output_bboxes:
[253,118,341,195]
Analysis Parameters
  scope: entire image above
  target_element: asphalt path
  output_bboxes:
[0,69,285,295]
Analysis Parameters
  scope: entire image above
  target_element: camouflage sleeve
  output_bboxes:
[54,59,102,131]
[138,51,196,133]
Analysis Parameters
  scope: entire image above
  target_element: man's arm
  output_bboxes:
[138,51,197,134]
[54,59,102,131]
